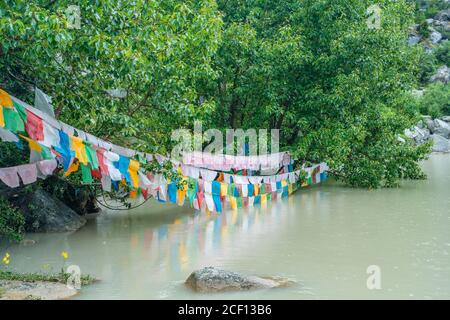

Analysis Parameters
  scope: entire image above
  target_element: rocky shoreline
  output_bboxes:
[405,116,450,152]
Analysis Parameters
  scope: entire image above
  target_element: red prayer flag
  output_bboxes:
[25,110,44,141]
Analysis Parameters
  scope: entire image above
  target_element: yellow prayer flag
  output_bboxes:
[19,135,42,153]
[281,180,288,187]
[0,106,4,127]
[0,89,13,108]
[70,136,89,165]
[64,160,79,177]
[261,194,267,204]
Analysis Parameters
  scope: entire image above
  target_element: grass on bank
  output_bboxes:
[0,269,97,286]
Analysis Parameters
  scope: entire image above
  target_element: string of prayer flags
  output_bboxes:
[0,88,329,213]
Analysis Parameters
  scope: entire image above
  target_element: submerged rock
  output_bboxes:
[0,280,78,300]
[185,267,294,293]
[431,134,450,153]
[10,189,86,233]
[433,119,450,138]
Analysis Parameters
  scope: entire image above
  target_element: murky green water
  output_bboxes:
[2,154,450,299]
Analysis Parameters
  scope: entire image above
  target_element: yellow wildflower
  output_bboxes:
[2,252,10,265]
[61,251,69,260]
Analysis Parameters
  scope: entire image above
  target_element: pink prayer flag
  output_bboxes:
[17,163,38,185]
[0,167,20,188]
[37,159,57,177]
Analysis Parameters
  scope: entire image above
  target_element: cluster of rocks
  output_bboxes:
[409,9,450,47]
[405,116,450,152]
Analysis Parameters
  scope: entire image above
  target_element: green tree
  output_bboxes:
[205,0,430,188]
[0,0,222,154]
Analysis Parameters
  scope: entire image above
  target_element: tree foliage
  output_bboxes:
[1,0,432,188]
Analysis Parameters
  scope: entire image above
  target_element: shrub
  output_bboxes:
[0,197,25,242]
[419,82,450,117]
[435,41,450,65]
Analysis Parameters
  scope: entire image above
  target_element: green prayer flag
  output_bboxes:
[85,144,99,170]
[267,193,272,202]
[41,145,53,160]
[13,100,27,122]
[81,164,93,184]
[260,183,265,194]
[138,154,147,164]
[3,108,24,133]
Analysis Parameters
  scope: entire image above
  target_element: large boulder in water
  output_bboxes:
[185,267,294,293]
[431,134,450,153]
[9,188,86,233]
[433,119,450,138]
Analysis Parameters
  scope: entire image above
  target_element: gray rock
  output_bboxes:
[430,65,450,84]
[404,126,431,144]
[441,116,450,122]
[433,119,450,138]
[0,280,78,300]
[185,267,294,293]
[426,118,436,132]
[434,9,450,23]
[431,134,450,153]
[11,189,86,233]
[408,35,421,46]
[430,30,443,44]
[426,18,435,25]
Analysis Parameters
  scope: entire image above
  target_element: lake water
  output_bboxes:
[2,154,450,299]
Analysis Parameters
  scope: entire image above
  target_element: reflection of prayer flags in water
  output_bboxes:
[158,225,168,240]
[168,182,177,203]
[213,194,222,213]
[282,186,289,197]
[230,196,237,210]
[261,194,267,205]
[237,197,242,209]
